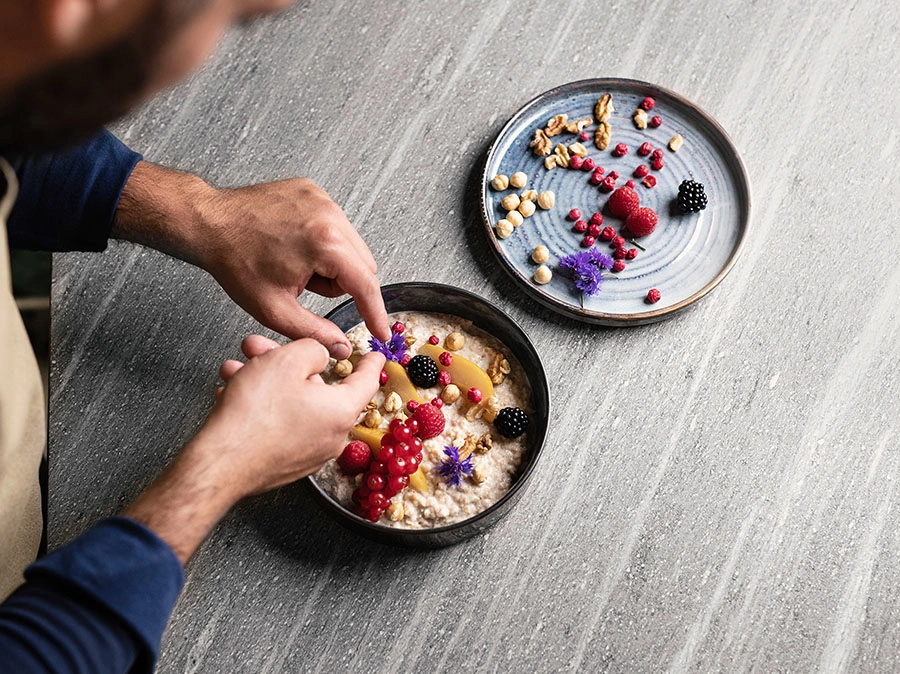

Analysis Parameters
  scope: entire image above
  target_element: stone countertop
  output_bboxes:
[50,1,900,672]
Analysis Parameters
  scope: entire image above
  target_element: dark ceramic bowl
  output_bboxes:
[306,282,550,548]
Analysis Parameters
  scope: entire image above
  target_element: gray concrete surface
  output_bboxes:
[50,1,900,672]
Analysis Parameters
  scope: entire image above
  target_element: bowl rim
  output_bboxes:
[306,281,550,540]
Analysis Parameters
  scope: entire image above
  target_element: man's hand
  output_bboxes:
[112,162,391,359]
[124,337,385,565]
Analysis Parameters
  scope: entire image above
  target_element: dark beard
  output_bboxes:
[0,2,204,154]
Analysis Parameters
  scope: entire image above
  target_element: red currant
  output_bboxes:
[388,418,404,433]
[369,492,388,509]
[409,437,423,453]
[394,441,411,458]
[378,445,396,462]
[379,370,388,386]
[392,423,412,443]
[431,397,444,408]
[367,473,385,491]
[406,400,420,412]
[365,507,383,523]
[370,460,388,476]
[388,474,409,493]
[405,418,420,435]
[388,456,408,476]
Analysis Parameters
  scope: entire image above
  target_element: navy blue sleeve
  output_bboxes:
[6,130,142,252]
[0,516,184,674]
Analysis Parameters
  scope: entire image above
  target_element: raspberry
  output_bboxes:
[582,157,596,171]
[638,142,653,156]
[494,407,530,438]
[650,115,662,128]
[570,155,584,170]
[581,235,595,248]
[599,226,616,241]
[677,179,708,213]
[599,176,617,192]
[413,403,445,439]
[613,143,628,157]
[589,212,604,226]
[406,355,439,387]
[573,219,588,233]
[611,259,626,272]
[646,288,661,304]
[640,97,655,111]
[337,441,371,475]
[634,164,650,178]
[567,208,582,221]
[642,175,657,188]
[625,207,658,237]
[607,186,641,218]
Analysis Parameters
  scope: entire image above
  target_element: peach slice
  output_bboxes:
[349,425,386,453]
[418,343,494,399]
[408,466,429,493]
[383,360,425,406]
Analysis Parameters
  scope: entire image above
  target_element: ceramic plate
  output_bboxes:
[480,78,750,325]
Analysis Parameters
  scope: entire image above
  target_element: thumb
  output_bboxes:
[262,292,352,360]
[337,351,386,411]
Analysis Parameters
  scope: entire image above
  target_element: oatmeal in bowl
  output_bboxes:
[308,283,549,548]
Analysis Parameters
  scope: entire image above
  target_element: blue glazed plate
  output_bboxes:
[481,78,750,325]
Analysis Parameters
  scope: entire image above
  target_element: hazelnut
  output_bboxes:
[520,188,538,202]
[490,174,509,191]
[534,265,552,284]
[536,191,555,210]
[444,332,465,351]
[333,359,353,377]
[363,409,382,428]
[496,219,514,239]
[517,199,536,218]
[500,194,521,212]
[509,171,527,189]
[506,210,524,227]
[441,384,461,404]
[531,245,550,264]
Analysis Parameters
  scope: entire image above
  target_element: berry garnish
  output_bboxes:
[573,219,588,233]
[649,115,662,128]
[494,407,530,438]
[640,97,655,111]
[613,142,628,157]
[567,208,582,221]
[570,155,584,170]
[581,235,596,248]
[399,353,412,366]
[413,403,446,439]
[642,175,657,188]
[391,321,405,334]
[611,259,626,272]
[582,157,596,171]
[406,355,440,387]
[677,179,708,213]
[431,397,444,408]
[613,246,627,259]
[579,130,590,141]
[588,223,603,237]
[379,370,388,386]
[625,248,638,260]
[588,212,603,226]
[427,335,440,345]
[337,441,371,475]
[651,157,664,171]
[634,164,650,178]
[625,179,636,189]
[607,186,641,218]
[599,175,617,192]
[599,226,615,241]
[638,142,653,156]
[406,399,420,411]
[625,207,658,238]
[646,288,661,304]
[438,351,453,367]
[467,388,483,404]
[438,370,451,386]
[610,235,625,248]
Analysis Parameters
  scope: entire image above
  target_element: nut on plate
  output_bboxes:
[517,199,536,218]
[531,245,549,264]
[500,193,521,212]
[568,142,588,157]
[441,383,461,404]
[530,128,552,156]
[520,188,538,202]
[544,113,568,137]
[668,134,684,151]
[553,143,571,168]
[534,265,552,284]
[565,116,593,134]
[509,171,528,189]
[543,155,558,170]
[490,174,509,191]
[506,210,524,227]
[594,93,614,122]
[444,331,465,351]
[594,122,611,150]
[536,191,555,210]
[496,219,514,239]
[633,108,648,129]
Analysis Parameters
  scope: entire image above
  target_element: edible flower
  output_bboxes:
[368,329,408,363]
[436,445,474,487]
[559,249,614,296]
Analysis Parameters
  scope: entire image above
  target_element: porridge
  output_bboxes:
[315,312,532,529]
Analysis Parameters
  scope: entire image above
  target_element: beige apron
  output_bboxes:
[0,157,46,600]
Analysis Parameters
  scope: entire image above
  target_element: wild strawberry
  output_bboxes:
[607,186,641,218]
[413,403,445,439]
[625,207,658,237]
[337,440,371,475]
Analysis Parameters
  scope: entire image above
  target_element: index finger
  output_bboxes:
[332,266,390,341]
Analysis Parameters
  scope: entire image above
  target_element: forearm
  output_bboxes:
[122,430,244,566]
[111,160,217,267]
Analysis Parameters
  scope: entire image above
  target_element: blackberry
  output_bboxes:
[406,355,439,388]
[677,179,708,213]
[494,407,530,438]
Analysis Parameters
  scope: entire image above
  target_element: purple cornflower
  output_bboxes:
[559,249,614,296]
[368,330,407,363]
[435,445,474,487]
